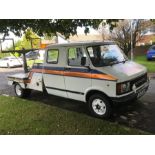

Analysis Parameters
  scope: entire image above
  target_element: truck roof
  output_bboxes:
[47,41,116,48]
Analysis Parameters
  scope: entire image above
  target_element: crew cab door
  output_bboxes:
[64,47,91,101]
[43,48,67,98]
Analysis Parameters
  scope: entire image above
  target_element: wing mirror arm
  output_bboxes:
[81,57,91,71]
[84,65,91,70]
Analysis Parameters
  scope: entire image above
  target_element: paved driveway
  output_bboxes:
[0,67,155,133]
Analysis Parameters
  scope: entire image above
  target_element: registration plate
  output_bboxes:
[137,88,147,98]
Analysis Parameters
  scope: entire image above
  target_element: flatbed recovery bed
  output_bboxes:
[8,73,29,83]
[7,73,31,89]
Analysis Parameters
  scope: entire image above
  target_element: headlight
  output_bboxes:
[117,82,130,95]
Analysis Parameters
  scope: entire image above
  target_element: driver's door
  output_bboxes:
[64,47,91,101]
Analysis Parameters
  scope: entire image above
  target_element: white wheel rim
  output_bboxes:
[92,98,106,115]
[15,85,22,96]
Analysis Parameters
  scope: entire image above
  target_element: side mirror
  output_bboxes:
[81,57,86,66]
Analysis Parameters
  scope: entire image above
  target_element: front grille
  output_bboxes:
[130,73,147,89]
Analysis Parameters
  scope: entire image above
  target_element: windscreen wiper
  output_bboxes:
[110,59,127,66]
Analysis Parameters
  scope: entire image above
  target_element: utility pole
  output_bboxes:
[130,19,133,60]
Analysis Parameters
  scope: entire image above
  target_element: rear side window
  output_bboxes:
[47,49,59,64]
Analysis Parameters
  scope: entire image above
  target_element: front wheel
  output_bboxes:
[14,83,31,98]
[88,94,112,118]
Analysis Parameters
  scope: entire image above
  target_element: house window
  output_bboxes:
[47,49,59,64]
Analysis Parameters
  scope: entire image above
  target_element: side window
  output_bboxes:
[68,47,89,66]
[68,48,77,59]
[47,49,59,64]
[87,46,102,66]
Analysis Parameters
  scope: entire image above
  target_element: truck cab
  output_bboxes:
[8,41,149,118]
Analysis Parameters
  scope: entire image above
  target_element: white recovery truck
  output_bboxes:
[7,41,149,118]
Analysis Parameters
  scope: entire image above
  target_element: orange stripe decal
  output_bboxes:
[31,69,64,75]
[28,69,117,81]
[91,74,117,81]
[23,79,31,83]
[31,69,42,73]
[43,69,64,75]
[23,71,34,83]
[64,71,91,78]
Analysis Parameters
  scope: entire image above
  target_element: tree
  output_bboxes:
[0,19,120,39]
[8,29,40,57]
[0,19,102,38]
[98,22,110,40]
[108,19,153,55]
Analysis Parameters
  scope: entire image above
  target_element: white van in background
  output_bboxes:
[0,56,23,68]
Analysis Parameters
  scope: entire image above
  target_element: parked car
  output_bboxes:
[25,51,40,60]
[0,56,23,68]
[146,45,155,60]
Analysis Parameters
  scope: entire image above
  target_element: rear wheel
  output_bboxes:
[88,94,112,118]
[14,83,31,98]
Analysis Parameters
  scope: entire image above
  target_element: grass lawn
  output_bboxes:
[0,95,149,135]
[134,55,155,73]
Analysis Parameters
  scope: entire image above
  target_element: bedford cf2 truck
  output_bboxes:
[7,41,149,118]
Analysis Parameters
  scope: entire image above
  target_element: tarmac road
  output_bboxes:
[140,79,155,103]
[0,67,155,133]
[0,67,23,95]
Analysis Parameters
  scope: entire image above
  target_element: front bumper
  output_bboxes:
[111,80,149,103]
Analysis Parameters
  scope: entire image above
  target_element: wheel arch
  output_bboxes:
[12,81,26,89]
[85,89,111,102]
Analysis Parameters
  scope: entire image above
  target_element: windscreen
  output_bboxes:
[87,44,128,67]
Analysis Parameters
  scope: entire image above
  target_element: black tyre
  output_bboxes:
[88,94,112,118]
[14,83,31,98]
[129,96,138,103]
